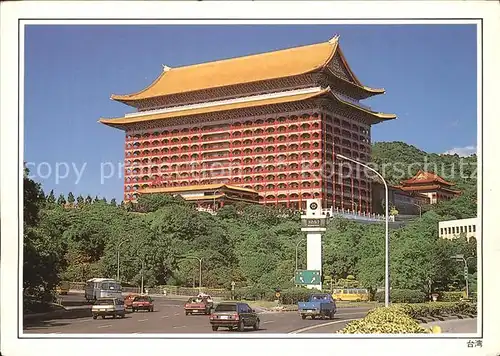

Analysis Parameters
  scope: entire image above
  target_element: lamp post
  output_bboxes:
[337,154,390,307]
[116,239,128,282]
[451,254,474,299]
[141,258,145,294]
[180,256,203,292]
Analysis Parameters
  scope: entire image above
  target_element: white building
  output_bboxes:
[438,217,478,241]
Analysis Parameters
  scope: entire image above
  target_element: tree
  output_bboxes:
[46,190,56,204]
[110,198,117,206]
[85,195,93,204]
[23,170,67,304]
[94,195,100,203]
[76,195,84,206]
[67,192,75,204]
[102,197,107,204]
[57,193,66,205]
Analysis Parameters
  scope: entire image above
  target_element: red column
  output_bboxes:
[332,140,336,210]
[321,113,326,208]
[298,117,303,210]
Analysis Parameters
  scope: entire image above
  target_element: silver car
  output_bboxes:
[91,298,126,319]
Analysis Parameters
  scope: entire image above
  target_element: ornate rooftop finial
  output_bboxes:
[162,64,172,72]
[328,34,340,44]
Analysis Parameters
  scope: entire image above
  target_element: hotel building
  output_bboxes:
[100,35,396,212]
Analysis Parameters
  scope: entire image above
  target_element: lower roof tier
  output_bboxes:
[100,87,396,131]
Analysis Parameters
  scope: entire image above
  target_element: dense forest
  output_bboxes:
[23,142,478,303]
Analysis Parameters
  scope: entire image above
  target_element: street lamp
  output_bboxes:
[179,256,203,292]
[140,258,145,294]
[116,239,129,282]
[337,154,390,307]
[451,254,475,299]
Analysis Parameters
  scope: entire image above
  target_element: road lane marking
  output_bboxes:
[174,313,180,316]
[262,321,275,324]
[138,319,148,322]
[173,326,186,329]
[289,318,359,334]
[97,325,111,329]
[161,315,169,318]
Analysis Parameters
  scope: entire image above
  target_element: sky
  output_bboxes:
[24,24,477,201]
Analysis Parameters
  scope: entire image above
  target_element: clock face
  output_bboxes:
[310,202,318,210]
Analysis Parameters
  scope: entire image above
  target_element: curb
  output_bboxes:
[24,307,92,323]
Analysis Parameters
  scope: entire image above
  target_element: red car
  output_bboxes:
[131,295,154,312]
[124,294,139,310]
[184,296,213,315]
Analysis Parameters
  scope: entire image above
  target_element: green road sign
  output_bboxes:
[295,270,321,285]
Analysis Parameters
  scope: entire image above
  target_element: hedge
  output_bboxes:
[232,287,322,304]
[374,289,426,303]
[394,301,477,319]
[338,307,429,334]
[338,301,477,334]
[438,291,464,302]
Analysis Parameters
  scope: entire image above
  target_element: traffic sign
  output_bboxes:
[295,270,321,285]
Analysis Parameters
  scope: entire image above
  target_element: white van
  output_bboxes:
[85,278,122,303]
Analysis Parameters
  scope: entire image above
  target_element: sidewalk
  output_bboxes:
[423,318,477,333]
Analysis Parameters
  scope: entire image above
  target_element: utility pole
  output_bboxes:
[141,259,145,294]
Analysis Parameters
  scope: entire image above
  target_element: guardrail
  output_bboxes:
[68,283,231,298]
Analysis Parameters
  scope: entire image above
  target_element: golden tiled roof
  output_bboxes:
[402,170,455,186]
[99,87,396,128]
[110,36,384,102]
[139,183,259,195]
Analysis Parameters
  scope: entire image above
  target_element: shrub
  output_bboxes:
[374,289,426,303]
[439,291,464,302]
[338,307,429,334]
[279,287,314,304]
[233,285,273,301]
[338,301,477,334]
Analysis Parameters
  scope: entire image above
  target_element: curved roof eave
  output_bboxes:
[328,91,396,120]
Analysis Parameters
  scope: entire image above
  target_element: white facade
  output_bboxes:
[439,217,478,241]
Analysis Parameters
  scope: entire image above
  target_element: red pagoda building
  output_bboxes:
[100,35,396,212]
[396,170,461,204]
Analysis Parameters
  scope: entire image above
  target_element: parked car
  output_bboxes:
[209,302,260,332]
[184,296,213,315]
[131,295,154,312]
[91,298,126,319]
[298,293,336,320]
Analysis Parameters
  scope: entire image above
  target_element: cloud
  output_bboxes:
[443,145,476,157]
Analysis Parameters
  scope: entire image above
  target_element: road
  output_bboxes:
[24,296,371,334]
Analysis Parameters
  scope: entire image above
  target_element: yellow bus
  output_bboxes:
[56,281,70,295]
[332,288,370,302]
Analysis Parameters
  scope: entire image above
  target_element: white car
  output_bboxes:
[91,298,126,319]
